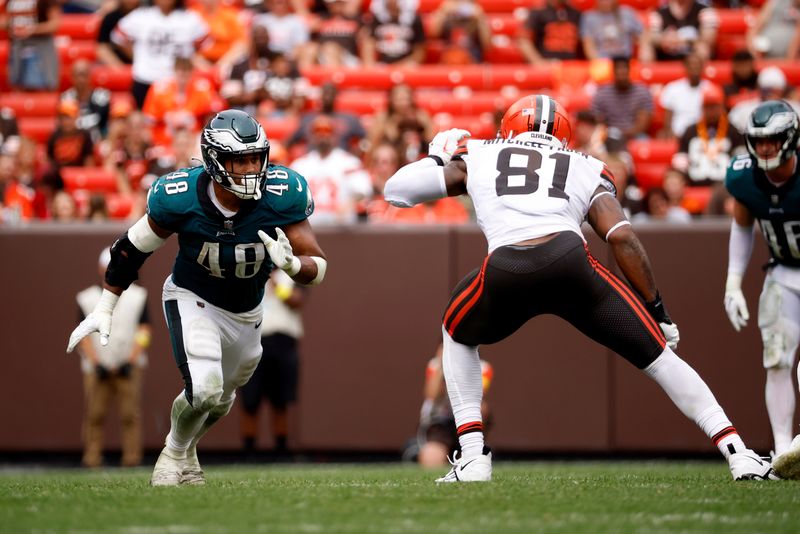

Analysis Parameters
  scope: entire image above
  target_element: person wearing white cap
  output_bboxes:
[729,66,800,133]
[74,247,151,468]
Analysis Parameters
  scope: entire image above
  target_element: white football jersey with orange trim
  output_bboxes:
[462,138,615,252]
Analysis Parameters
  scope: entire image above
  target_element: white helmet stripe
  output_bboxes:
[538,96,551,133]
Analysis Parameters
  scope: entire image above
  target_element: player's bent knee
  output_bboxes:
[759,284,799,369]
[208,394,235,418]
[192,373,225,412]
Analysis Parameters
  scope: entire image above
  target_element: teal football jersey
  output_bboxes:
[725,151,800,268]
[147,165,314,313]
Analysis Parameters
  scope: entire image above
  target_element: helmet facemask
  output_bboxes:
[206,146,270,200]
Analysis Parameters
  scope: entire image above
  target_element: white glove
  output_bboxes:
[66,290,119,353]
[259,228,301,276]
[428,128,471,165]
[724,273,749,332]
[659,321,680,350]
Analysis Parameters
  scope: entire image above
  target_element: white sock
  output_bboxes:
[165,391,208,455]
[766,367,795,455]
[442,327,485,458]
[644,348,745,460]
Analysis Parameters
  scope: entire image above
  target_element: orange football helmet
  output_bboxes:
[499,95,572,148]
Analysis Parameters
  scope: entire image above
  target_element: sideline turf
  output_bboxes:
[1,462,798,533]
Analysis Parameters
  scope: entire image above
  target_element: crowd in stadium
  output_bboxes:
[1,0,799,225]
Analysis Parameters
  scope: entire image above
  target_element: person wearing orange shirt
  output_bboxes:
[142,56,221,147]
[191,0,246,69]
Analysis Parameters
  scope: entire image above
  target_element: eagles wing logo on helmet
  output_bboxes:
[744,100,800,171]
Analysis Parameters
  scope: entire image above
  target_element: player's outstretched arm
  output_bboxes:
[724,200,756,331]
[66,216,171,353]
[383,128,470,207]
[259,219,327,286]
[587,189,680,349]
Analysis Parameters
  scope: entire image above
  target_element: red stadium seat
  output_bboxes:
[628,139,679,165]
[18,117,56,143]
[716,9,755,34]
[432,113,497,139]
[259,117,299,142]
[417,0,531,13]
[635,162,669,190]
[56,14,100,40]
[106,193,134,219]
[59,40,98,63]
[484,44,524,64]
[716,34,748,60]
[92,66,133,91]
[62,167,119,194]
[1,92,59,118]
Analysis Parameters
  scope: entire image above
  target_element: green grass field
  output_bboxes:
[2,462,799,533]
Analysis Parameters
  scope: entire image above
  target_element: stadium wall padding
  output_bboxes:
[0,222,786,454]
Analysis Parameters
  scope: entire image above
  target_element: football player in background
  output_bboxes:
[385,94,785,483]
[723,100,800,478]
[67,109,327,485]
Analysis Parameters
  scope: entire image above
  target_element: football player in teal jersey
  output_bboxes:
[724,100,800,478]
[67,110,328,485]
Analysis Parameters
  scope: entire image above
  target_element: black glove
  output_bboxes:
[117,362,132,378]
[644,292,672,324]
[95,364,111,381]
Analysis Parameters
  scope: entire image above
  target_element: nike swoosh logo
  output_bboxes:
[296,178,303,192]
[255,320,262,329]
[458,459,477,471]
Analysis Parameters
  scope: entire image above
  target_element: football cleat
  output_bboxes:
[435,447,492,483]
[180,446,206,486]
[150,447,186,487]
[772,434,800,480]
[728,449,780,481]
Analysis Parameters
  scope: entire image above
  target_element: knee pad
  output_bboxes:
[208,393,236,419]
[192,372,224,412]
[229,350,262,390]
[759,282,800,369]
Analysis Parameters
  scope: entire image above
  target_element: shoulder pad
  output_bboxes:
[146,167,202,230]
[264,164,314,221]
[725,154,755,194]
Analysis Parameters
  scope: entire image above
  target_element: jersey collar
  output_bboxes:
[197,170,258,224]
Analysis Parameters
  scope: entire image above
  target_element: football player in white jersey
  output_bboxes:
[384,94,785,483]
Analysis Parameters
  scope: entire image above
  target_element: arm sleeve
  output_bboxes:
[383,157,447,208]
[728,220,755,277]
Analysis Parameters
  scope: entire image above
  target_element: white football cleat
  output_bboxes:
[435,447,492,483]
[150,447,186,487]
[728,449,779,481]
[773,434,800,480]
[180,446,206,486]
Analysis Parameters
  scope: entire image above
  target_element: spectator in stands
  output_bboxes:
[192,0,246,70]
[580,0,643,61]
[747,0,800,60]
[672,83,745,188]
[290,115,372,225]
[632,187,692,224]
[252,0,310,60]
[47,100,95,171]
[75,247,150,467]
[658,52,711,139]
[518,0,582,65]
[364,141,401,220]
[0,153,34,224]
[61,60,111,141]
[367,84,434,157]
[112,0,209,109]
[0,108,20,156]
[287,82,366,153]
[428,0,491,65]
[260,53,309,119]
[50,190,79,221]
[639,0,718,62]
[571,110,607,158]
[97,100,136,196]
[661,167,692,214]
[2,0,61,90]
[96,0,140,67]
[301,0,366,67]
[240,269,303,455]
[142,56,219,148]
[723,50,759,109]
[591,56,653,141]
[728,66,800,133]
[362,0,426,66]
[221,25,273,117]
[87,194,110,222]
